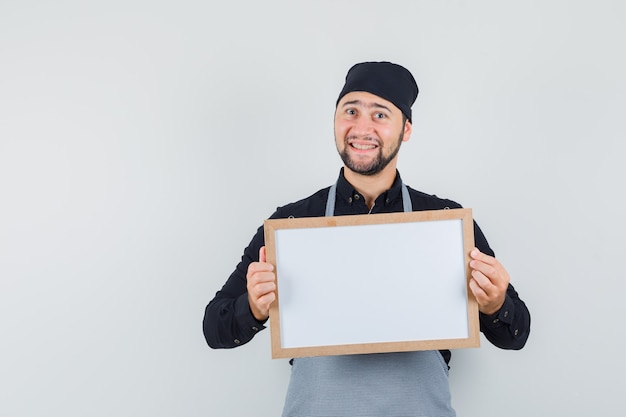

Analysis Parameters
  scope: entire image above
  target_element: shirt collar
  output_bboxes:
[336,167,404,207]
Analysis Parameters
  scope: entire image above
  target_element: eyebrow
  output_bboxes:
[341,99,392,113]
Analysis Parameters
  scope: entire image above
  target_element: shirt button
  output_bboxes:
[252,326,259,332]
[504,311,509,318]
[354,194,360,200]
[492,318,500,324]
[348,197,353,203]
[234,339,241,344]
[514,329,519,336]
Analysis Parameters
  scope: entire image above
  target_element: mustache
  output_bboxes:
[346,136,381,146]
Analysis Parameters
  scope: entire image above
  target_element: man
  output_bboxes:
[203,61,531,417]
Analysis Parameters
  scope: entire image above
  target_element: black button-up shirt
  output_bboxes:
[203,169,531,365]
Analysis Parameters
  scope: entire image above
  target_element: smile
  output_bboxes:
[347,136,380,151]
[351,143,377,150]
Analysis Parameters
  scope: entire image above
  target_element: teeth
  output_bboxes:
[352,143,376,150]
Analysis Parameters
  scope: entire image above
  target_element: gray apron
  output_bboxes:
[281,183,456,417]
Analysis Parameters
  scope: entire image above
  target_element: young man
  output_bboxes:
[203,61,531,417]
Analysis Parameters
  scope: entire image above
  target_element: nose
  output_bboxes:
[351,115,374,136]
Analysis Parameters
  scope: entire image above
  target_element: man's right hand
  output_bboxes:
[246,246,276,321]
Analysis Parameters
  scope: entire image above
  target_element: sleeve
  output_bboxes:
[202,224,268,349]
[479,283,531,350]
[473,220,531,350]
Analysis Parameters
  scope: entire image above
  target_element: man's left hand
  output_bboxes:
[468,247,510,315]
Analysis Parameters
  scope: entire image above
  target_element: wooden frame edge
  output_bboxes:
[264,208,479,359]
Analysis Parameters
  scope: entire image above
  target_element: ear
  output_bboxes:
[402,119,412,143]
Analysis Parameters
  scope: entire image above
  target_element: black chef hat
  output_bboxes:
[336,61,419,122]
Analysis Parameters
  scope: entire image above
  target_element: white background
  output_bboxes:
[1,1,624,416]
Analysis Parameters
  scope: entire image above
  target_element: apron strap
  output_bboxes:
[402,182,413,212]
[325,182,338,217]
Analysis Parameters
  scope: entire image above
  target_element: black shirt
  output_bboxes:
[203,169,530,364]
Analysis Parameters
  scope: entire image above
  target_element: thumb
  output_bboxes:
[259,246,266,263]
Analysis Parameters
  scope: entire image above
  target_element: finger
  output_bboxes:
[470,259,498,282]
[470,247,497,265]
[248,261,274,276]
[249,271,276,287]
[263,292,276,305]
[471,270,495,294]
[257,291,276,309]
[469,278,487,299]
[252,280,276,295]
[259,246,266,263]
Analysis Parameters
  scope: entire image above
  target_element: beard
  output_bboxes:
[338,130,404,176]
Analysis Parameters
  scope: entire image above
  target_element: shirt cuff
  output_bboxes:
[479,295,515,327]
[232,293,266,345]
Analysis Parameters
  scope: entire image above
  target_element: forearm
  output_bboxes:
[479,283,530,350]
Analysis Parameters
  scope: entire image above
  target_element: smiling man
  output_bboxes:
[203,61,531,417]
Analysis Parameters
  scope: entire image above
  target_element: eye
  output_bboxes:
[374,112,387,119]
[346,108,357,115]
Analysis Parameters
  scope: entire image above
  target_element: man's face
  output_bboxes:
[334,91,411,176]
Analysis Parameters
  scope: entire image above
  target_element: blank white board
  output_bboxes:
[264,208,479,358]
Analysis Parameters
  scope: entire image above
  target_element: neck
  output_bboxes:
[343,164,398,208]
